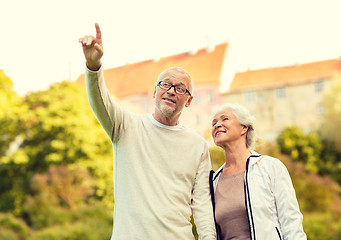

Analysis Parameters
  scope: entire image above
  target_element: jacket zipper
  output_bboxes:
[275,227,282,240]
[245,157,256,240]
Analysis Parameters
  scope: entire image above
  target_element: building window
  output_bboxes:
[244,91,254,103]
[258,94,264,102]
[291,111,297,122]
[276,113,283,122]
[314,81,324,93]
[316,103,324,116]
[276,87,286,99]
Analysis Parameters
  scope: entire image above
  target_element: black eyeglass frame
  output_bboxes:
[157,81,191,96]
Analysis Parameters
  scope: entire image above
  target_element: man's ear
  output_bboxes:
[185,96,193,107]
[153,87,156,98]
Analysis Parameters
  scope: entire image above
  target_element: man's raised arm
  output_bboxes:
[79,23,121,142]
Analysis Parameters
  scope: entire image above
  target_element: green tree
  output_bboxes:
[0,70,29,214]
[277,126,323,173]
[0,70,23,156]
[0,70,19,117]
[0,81,113,214]
[20,81,112,170]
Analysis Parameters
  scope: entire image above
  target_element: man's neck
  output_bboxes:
[152,113,179,126]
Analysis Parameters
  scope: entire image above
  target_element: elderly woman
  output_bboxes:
[209,103,306,240]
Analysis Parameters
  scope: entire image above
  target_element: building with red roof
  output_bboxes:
[223,59,341,140]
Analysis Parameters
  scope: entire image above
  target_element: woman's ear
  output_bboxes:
[241,125,248,135]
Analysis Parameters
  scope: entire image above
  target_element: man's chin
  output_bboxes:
[160,106,176,116]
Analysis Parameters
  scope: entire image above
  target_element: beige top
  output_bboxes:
[215,171,251,240]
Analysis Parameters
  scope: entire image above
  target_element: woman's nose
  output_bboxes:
[214,121,222,129]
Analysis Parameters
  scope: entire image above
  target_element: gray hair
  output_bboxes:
[157,67,194,94]
[212,103,256,149]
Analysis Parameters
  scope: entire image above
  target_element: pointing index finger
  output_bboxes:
[95,23,102,41]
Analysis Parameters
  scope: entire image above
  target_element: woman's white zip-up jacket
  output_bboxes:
[209,151,307,240]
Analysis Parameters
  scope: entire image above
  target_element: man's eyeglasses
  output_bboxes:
[157,81,191,96]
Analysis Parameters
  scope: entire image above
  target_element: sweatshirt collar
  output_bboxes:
[147,114,185,130]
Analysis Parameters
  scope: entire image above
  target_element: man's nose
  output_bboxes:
[167,86,176,94]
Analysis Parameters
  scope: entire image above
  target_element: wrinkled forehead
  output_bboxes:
[161,70,191,86]
[212,107,234,120]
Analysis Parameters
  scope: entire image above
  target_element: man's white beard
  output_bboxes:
[159,103,176,117]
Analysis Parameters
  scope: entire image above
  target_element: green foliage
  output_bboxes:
[0,77,115,238]
[0,70,23,157]
[303,213,340,240]
[26,221,111,240]
[31,165,94,208]
[0,229,19,240]
[318,139,341,185]
[0,190,113,240]
[209,146,225,171]
[0,80,114,214]
[20,81,112,169]
[0,76,115,238]
[0,70,19,117]
[331,229,341,240]
[0,213,29,240]
[277,126,323,173]
[26,204,112,240]
[23,165,94,228]
[277,125,341,184]
[298,176,332,212]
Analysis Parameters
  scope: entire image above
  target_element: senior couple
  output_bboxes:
[80,23,307,240]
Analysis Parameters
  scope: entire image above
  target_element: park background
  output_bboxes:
[1,0,341,239]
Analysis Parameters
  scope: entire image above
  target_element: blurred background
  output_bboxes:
[1,0,340,239]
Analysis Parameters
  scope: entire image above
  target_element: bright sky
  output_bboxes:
[1,0,341,96]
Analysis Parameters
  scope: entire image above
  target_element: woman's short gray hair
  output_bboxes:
[212,103,257,149]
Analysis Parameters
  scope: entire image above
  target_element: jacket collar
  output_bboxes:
[212,150,262,181]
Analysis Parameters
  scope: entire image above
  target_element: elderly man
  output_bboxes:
[79,23,216,240]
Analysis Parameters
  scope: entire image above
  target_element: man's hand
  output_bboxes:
[79,23,104,71]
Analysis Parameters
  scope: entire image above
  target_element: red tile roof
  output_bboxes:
[76,43,228,98]
[229,59,341,92]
